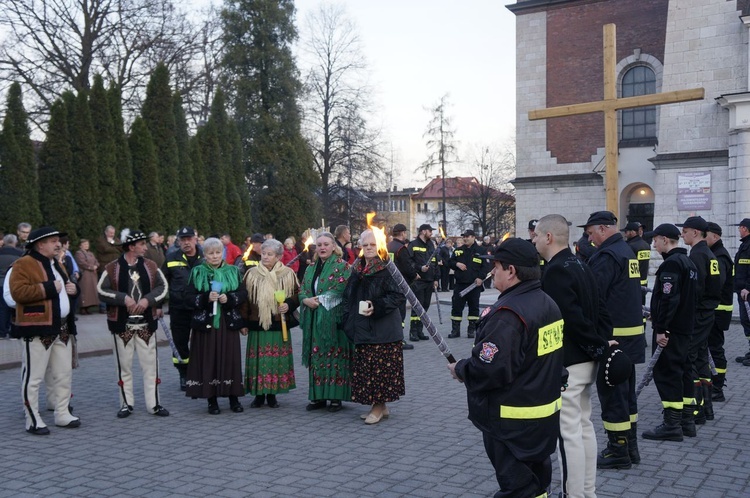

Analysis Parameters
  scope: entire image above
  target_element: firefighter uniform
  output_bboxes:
[734,220,750,359]
[388,226,417,349]
[582,212,644,470]
[448,234,490,338]
[707,223,734,402]
[625,227,651,309]
[677,216,721,425]
[162,228,203,389]
[453,239,563,498]
[406,229,438,341]
[642,224,697,442]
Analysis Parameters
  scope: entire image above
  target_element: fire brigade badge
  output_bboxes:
[662,282,673,294]
[479,342,499,363]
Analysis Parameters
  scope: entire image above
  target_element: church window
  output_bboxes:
[620,65,656,141]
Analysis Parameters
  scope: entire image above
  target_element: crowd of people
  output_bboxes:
[2,213,749,498]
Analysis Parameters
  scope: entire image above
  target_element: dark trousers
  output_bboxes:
[482,433,551,498]
[451,283,481,323]
[0,297,11,337]
[708,311,730,372]
[409,279,433,332]
[597,365,637,432]
[739,294,750,338]
[686,311,714,389]
[440,265,451,291]
[652,330,690,408]
[169,308,192,373]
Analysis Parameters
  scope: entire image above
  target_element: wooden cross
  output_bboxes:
[528,23,705,220]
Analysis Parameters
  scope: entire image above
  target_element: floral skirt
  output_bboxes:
[306,330,353,402]
[351,341,405,405]
[245,328,296,395]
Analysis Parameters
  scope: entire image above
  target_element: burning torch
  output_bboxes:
[285,235,314,267]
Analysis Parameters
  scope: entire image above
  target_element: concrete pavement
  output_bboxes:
[0,290,748,497]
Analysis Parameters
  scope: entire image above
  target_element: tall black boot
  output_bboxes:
[448,321,461,338]
[467,320,477,339]
[596,430,631,470]
[702,381,714,420]
[416,321,428,341]
[712,372,726,402]
[642,409,683,442]
[409,323,420,342]
[693,382,706,425]
[681,406,697,437]
[627,422,641,464]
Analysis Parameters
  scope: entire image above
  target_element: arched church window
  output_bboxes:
[621,65,656,140]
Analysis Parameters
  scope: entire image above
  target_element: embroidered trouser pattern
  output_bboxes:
[113,328,159,412]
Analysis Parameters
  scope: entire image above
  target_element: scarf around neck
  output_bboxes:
[244,261,298,331]
[190,261,239,328]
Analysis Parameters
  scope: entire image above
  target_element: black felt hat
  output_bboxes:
[27,227,67,246]
[121,230,148,248]
[603,349,632,387]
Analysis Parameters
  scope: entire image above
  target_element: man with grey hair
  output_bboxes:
[535,214,611,497]
[0,234,22,339]
[144,231,165,268]
[16,222,31,251]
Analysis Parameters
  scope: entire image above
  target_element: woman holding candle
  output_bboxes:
[299,232,353,412]
[342,229,406,424]
[185,237,247,414]
[241,239,299,408]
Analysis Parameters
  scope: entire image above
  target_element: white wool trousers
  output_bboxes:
[21,335,77,430]
[113,331,159,412]
[557,361,598,498]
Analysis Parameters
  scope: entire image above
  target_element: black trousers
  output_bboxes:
[451,283,481,323]
[409,279,434,331]
[686,311,714,389]
[597,365,637,432]
[169,308,192,373]
[708,311,730,372]
[482,433,551,498]
[440,265,451,291]
[739,293,750,338]
[652,330,690,408]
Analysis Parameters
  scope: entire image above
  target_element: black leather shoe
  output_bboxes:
[229,396,244,412]
[249,395,265,408]
[26,426,50,435]
[417,333,428,340]
[401,341,414,350]
[58,419,81,428]
[152,405,170,417]
[328,400,342,412]
[267,395,280,408]
[208,404,220,415]
[306,400,327,411]
[117,404,134,419]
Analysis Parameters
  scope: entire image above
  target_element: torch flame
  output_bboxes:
[242,245,253,261]
[365,212,389,260]
[303,235,313,252]
[501,232,510,242]
[439,226,446,239]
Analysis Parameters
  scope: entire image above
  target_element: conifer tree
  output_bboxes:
[142,63,180,233]
[69,90,103,239]
[129,117,162,232]
[228,120,252,238]
[90,75,120,225]
[196,118,228,235]
[208,89,241,238]
[0,83,42,230]
[222,0,320,236]
[108,84,139,229]
[173,93,195,226]
[189,134,209,233]
[39,99,76,237]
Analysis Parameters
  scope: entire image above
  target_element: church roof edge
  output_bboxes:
[507,0,595,15]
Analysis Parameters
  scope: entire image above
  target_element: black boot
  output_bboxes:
[208,396,220,415]
[249,394,265,408]
[627,422,641,464]
[409,325,420,342]
[448,321,461,338]
[693,383,706,425]
[229,395,244,413]
[179,370,187,392]
[712,372,726,402]
[596,431,631,470]
[702,381,714,420]
[681,406,697,437]
[735,349,750,363]
[467,321,476,339]
[642,409,683,442]
[416,323,428,341]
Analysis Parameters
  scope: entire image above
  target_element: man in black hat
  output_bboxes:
[98,231,169,418]
[448,229,490,338]
[622,222,651,301]
[580,211,644,469]
[676,215,721,425]
[535,214,611,496]
[642,224,697,442]
[236,233,263,269]
[387,224,416,350]
[734,218,750,363]
[4,227,80,434]
[406,224,439,342]
[163,226,203,390]
[448,238,564,498]
[705,222,734,401]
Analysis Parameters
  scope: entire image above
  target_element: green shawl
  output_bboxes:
[189,261,240,328]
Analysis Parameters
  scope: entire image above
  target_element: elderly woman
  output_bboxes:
[185,237,247,414]
[74,239,99,314]
[342,230,406,424]
[299,232,353,412]
[242,239,299,408]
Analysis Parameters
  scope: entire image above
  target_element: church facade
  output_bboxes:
[509,0,750,257]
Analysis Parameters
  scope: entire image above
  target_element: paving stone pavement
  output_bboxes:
[0,290,749,497]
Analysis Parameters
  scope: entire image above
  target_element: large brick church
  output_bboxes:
[509,0,750,257]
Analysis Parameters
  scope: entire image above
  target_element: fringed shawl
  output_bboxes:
[190,261,240,328]
[243,261,298,331]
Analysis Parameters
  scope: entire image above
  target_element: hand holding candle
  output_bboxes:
[210,280,223,316]
[274,290,289,341]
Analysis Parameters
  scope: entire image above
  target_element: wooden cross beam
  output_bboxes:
[528,23,705,220]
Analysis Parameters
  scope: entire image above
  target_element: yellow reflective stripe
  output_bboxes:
[628,259,640,278]
[467,316,479,320]
[244,260,259,267]
[537,319,564,356]
[472,258,482,264]
[716,367,727,374]
[535,493,548,498]
[738,259,750,264]
[683,397,695,405]
[640,279,648,285]
[710,259,720,276]
[167,261,187,268]
[613,325,643,336]
[455,250,464,256]
[172,357,189,364]
[630,413,638,423]
[500,396,561,419]
[603,420,631,431]
[412,247,427,252]
[388,252,394,260]
[450,317,462,321]
[540,259,545,266]
[716,304,733,311]
[410,316,421,321]
[637,250,650,260]
[662,401,683,410]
